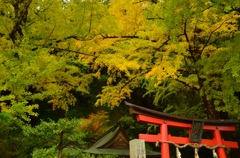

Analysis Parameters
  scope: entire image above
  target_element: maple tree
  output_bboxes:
[77,111,110,139]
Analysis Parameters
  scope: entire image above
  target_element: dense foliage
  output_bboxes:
[0,0,240,157]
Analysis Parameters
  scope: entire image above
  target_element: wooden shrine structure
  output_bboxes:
[125,102,239,158]
[84,124,160,157]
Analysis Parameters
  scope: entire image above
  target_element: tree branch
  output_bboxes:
[147,17,164,20]
[9,0,33,43]
[157,36,170,51]
[201,18,231,53]
[49,47,96,56]
[184,20,198,64]
[102,35,139,39]
[174,77,200,92]
[120,69,151,91]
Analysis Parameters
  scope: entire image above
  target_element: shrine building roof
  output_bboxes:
[83,124,160,157]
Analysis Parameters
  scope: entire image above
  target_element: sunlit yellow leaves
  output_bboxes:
[74,41,82,48]
[145,61,179,87]
[109,0,145,36]
[48,92,76,111]
[202,45,226,58]
[97,53,140,76]
[0,38,93,118]
[39,62,92,110]
[95,85,132,109]
[4,101,39,122]
[91,0,240,113]
[27,104,39,117]
[189,8,240,48]
[1,0,240,120]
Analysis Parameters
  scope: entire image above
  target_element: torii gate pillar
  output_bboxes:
[213,128,226,158]
[161,123,169,158]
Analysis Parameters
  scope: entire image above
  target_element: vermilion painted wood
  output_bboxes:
[139,134,238,148]
[160,123,169,158]
[126,101,239,126]
[125,102,239,158]
[137,115,236,131]
[214,129,227,158]
[222,140,239,148]
[136,114,238,158]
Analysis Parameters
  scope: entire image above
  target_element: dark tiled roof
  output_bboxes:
[83,124,160,156]
[87,125,123,149]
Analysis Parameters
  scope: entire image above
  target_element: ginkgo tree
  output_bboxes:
[0,0,240,132]
[79,0,240,119]
[0,0,99,121]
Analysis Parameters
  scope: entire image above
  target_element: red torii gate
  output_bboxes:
[125,102,239,158]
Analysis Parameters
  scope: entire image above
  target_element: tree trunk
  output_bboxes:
[202,96,217,119]
[197,74,218,119]
[58,132,64,158]
[202,95,230,119]
[58,147,63,158]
